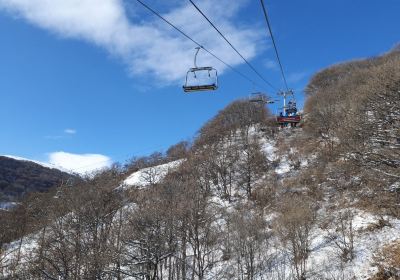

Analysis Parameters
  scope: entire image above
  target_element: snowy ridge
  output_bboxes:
[119,159,183,190]
[2,155,72,174]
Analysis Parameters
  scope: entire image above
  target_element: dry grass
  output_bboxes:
[370,239,400,280]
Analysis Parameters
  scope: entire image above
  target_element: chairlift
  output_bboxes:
[249,92,275,104]
[276,89,301,127]
[183,47,218,93]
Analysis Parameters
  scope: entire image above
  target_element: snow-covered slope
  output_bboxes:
[2,129,399,279]
[308,210,400,279]
[119,159,183,190]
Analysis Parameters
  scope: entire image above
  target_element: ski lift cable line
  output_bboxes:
[188,0,277,91]
[134,0,266,91]
[260,0,289,92]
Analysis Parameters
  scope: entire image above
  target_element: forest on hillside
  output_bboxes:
[0,157,74,204]
[0,48,399,280]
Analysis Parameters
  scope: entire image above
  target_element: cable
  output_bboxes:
[134,0,266,91]
[189,0,277,91]
[260,0,289,92]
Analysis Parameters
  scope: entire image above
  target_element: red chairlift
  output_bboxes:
[276,90,301,127]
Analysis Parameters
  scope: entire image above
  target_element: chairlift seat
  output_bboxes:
[183,84,217,93]
[188,66,214,72]
[183,66,218,93]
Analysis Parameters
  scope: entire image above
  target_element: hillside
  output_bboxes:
[0,49,399,279]
[0,156,74,207]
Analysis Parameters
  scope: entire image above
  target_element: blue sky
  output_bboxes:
[0,0,399,173]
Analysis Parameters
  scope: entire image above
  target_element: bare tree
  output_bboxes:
[274,196,316,280]
[324,210,355,262]
[237,136,269,198]
[229,205,270,280]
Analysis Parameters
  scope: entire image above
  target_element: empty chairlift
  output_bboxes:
[183,47,218,93]
[249,92,275,104]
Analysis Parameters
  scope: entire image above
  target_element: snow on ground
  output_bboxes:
[205,209,400,280]
[258,130,400,279]
[261,139,277,161]
[2,234,39,274]
[118,159,183,190]
[275,158,292,175]
[309,209,400,279]
[260,137,292,175]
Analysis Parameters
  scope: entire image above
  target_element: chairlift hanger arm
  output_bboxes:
[194,46,201,68]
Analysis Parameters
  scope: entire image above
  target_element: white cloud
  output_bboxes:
[287,71,309,84]
[64,128,76,134]
[48,151,112,175]
[0,0,264,84]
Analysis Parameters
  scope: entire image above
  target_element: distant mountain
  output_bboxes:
[0,156,75,205]
[2,155,70,172]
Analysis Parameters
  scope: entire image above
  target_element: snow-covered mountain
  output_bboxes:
[0,156,76,208]
[2,155,70,173]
